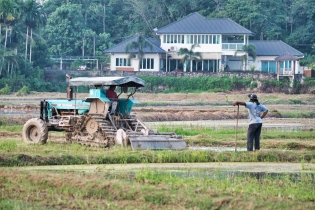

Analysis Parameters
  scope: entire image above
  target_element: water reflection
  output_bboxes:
[0,110,38,117]
[189,146,247,152]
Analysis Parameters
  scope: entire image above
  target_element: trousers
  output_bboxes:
[247,123,262,151]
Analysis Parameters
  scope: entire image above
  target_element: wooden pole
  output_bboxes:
[235,105,239,152]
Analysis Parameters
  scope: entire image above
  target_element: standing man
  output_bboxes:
[232,94,268,151]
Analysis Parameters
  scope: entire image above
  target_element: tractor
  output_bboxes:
[22,76,186,150]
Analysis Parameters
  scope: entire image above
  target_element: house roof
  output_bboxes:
[103,35,165,54]
[249,40,304,57]
[275,53,299,61]
[156,12,254,35]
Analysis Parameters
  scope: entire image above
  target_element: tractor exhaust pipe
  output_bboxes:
[66,74,73,101]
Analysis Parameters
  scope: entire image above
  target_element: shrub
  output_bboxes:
[250,65,255,71]
[0,84,10,95]
[16,86,30,96]
[250,81,258,89]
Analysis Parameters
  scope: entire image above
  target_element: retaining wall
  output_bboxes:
[44,69,277,82]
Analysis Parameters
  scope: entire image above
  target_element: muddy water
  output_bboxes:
[17,162,315,175]
[0,110,39,117]
[147,118,315,131]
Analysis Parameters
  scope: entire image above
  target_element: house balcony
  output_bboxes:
[222,43,244,51]
[279,68,294,76]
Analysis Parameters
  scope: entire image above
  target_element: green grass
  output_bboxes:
[0,125,23,132]
[0,139,314,166]
[0,168,314,209]
[281,111,315,118]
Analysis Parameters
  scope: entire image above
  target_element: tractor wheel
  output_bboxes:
[22,118,48,144]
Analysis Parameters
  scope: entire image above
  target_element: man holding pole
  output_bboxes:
[232,94,268,151]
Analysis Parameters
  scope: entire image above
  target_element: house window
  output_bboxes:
[181,35,184,43]
[201,35,205,44]
[163,35,166,43]
[198,35,201,44]
[213,35,220,44]
[167,35,170,43]
[261,61,276,73]
[205,35,208,44]
[194,35,197,44]
[140,58,154,70]
[186,35,193,44]
[209,35,213,44]
[174,35,177,43]
[115,58,131,66]
[170,35,174,43]
[150,58,154,69]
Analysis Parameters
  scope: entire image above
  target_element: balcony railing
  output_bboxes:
[222,43,244,51]
[280,68,293,75]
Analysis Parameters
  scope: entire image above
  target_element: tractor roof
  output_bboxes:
[68,76,145,88]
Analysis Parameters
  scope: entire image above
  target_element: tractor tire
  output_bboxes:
[22,118,48,144]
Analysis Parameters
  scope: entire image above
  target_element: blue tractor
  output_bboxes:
[22,76,186,150]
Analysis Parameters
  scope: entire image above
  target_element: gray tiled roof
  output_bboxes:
[156,12,254,35]
[249,40,304,57]
[275,53,299,61]
[103,35,165,54]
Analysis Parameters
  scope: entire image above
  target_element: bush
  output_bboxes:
[250,81,258,89]
[0,84,10,95]
[16,86,30,96]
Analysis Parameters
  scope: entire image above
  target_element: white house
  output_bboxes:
[104,12,304,80]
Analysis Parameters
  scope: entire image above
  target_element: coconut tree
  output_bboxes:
[177,43,202,72]
[0,0,19,77]
[125,34,153,71]
[234,44,256,71]
[21,0,45,62]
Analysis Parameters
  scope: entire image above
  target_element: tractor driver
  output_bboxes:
[106,85,118,100]
[106,85,118,114]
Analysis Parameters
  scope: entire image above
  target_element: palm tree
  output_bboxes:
[22,0,45,62]
[125,34,153,71]
[0,0,19,77]
[234,44,256,71]
[177,43,202,72]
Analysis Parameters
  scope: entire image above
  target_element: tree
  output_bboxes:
[286,0,315,54]
[21,0,46,62]
[44,3,86,56]
[124,34,153,71]
[177,43,202,72]
[0,0,19,77]
[213,0,286,41]
[234,44,257,71]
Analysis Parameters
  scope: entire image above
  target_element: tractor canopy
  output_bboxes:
[68,76,145,88]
